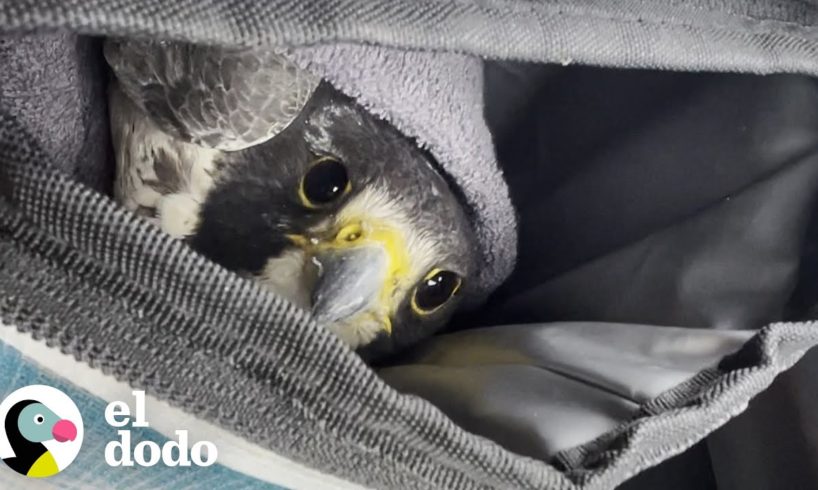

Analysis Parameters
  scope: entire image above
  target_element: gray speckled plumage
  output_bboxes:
[104,39,319,151]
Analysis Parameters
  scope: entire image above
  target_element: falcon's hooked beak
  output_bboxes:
[291,218,412,346]
[312,245,391,330]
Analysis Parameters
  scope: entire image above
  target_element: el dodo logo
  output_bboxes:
[0,385,82,478]
[104,390,217,468]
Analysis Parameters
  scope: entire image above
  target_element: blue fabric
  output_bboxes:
[0,340,286,489]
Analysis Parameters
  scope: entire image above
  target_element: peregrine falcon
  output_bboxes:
[104,39,479,358]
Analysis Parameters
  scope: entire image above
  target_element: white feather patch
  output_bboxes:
[327,318,383,349]
[258,248,312,310]
[109,83,222,236]
[158,193,202,238]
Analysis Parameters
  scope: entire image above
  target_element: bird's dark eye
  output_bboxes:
[34,414,44,425]
[299,157,351,208]
[412,269,462,314]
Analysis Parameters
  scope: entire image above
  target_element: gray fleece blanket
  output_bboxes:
[290,45,517,297]
[0,31,110,192]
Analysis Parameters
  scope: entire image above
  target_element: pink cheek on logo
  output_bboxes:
[52,419,77,443]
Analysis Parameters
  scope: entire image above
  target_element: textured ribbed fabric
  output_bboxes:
[3,1,818,76]
[0,113,573,489]
[0,1,817,489]
[0,32,110,192]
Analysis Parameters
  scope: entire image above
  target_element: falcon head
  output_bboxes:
[106,39,479,358]
[192,83,479,356]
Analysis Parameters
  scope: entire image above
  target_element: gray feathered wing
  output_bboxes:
[105,39,319,239]
[104,39,319,151]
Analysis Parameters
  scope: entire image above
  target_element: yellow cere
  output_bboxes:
[333,219,411,334]
[288,217,414,335]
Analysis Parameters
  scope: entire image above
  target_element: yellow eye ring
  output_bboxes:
[298,156,352,209]
[411,268,462,315]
